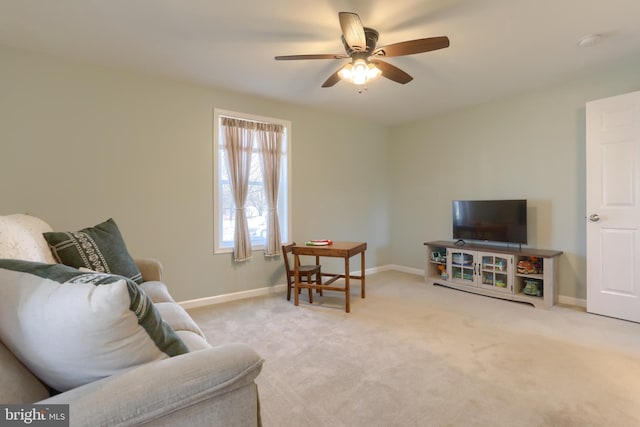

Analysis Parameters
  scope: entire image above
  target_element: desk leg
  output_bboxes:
[361,249,366,299]
[315,255,322,296]
[344,256,350,313]
[294,254,300,307]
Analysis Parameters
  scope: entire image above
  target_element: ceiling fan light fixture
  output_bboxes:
[367,62,382,79]
[275,12,449,88]
[338,63,353,80]
[339,59,381,85]
[352,59,369,84]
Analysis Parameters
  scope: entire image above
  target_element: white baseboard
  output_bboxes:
[179,265,398,309]
[385,264,424,276]
[354,264,423,276]
[178,264,584,310]
[180,284,287,310]
[557,295,587,308]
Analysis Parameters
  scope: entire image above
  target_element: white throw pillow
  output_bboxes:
[0,260,188,392]
[0,214,57,263]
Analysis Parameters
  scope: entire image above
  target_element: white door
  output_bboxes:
[586,90,640,323]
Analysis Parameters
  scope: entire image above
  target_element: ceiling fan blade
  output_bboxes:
[370,60,413,84]
[373,36,450,57]
[321,69,342,88]
[275,54,348,60]
[339,12,366,52]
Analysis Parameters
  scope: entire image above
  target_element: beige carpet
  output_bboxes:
[188,270,640,427]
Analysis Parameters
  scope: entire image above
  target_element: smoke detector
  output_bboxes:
[578,34,602,48]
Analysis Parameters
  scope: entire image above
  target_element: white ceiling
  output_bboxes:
[1,0,640,125]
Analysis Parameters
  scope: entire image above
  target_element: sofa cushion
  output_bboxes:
[139,280,176,303]
[154,302,211,352]
[0,214,57,263]
[43,218,143,284]
[0,340,50,403]
[0,260,189,392]
[139,281,211,351]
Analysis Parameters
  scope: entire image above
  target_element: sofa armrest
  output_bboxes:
[40,344,263,427]
[135,258,163,282]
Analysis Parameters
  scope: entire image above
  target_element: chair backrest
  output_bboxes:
[281,242,296,279]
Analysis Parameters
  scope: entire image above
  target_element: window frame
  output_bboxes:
[213,108,292,254]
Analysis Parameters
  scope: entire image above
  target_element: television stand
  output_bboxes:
[455,239,523,251]
[424,241,563,308]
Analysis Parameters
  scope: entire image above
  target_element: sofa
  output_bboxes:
[0,214,263,426]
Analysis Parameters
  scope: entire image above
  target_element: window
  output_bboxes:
[213,109,290,255]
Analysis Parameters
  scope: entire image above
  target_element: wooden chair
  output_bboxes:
[282,242,322,302]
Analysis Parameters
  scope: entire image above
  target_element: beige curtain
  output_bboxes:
[221,117,254,262]
[257,122,284,256]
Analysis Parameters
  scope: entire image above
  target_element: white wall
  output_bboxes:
[389,57,640,300]
[0,45,391,301]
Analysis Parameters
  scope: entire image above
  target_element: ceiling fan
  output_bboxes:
[274,12,450,88]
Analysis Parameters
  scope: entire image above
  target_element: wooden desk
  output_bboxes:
[293,241,367,313]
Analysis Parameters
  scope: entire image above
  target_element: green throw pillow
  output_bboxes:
[43,218,143,284]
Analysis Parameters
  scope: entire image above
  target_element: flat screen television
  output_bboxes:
[452,199,527,245]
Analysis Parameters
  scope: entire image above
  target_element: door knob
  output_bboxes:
[588,214,601,222]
